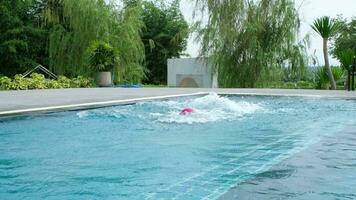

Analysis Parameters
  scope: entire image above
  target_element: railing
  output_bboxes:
[22,65,58,79]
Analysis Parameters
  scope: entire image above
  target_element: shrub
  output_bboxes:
[332,67,345,85]
[46,80,62,89]
[314,67,329,89]
[28,73,47,89]
[0,76,12,90]
[314,66,345,89]
[0,73,94,90]
[11,75,30,90]
[71,76,93,88]
[57,76,71,88]
[257,81,315,89]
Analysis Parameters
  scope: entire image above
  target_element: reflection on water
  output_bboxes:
[220,126,356,200]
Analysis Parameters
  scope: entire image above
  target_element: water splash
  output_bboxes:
[149,93,262,124]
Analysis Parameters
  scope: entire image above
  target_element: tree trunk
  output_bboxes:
[323,38,336,90]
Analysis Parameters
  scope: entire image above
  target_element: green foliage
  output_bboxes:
[0,76,12,90]
[314,67,329,89]
[114,1,146,84]
[336,49,355,70]
[141,0,189,85]
[332,67,345,83]
[0,0,48,76]
[194,0,308,88]
[0,73,93,90]
[331,17,356,72]
[258,66,346,90]
[44,0,114,76]
[44,0,146,83]
[332,18,356,52]
[314,67,345,89]
[71,76,93,88]
[257,81,315,89]
[88,41,118,72]
[312,16,340,39]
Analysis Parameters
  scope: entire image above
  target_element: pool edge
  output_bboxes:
[0,92,208,117]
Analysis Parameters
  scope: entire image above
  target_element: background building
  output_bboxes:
[167,57,218,88]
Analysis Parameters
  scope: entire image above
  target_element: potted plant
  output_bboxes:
[88,41,119,87]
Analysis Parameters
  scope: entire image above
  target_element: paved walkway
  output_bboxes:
[1,88,356,116]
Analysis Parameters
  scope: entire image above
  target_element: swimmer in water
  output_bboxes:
[180,107,194,115]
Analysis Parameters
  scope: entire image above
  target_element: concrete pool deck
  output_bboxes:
[1,88,356,116]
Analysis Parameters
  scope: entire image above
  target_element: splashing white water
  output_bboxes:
[150,93,262,124]
[77,93,262,124]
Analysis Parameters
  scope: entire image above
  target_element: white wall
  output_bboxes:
[167,58,217,88]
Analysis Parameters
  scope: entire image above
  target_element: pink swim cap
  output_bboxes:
[180,107,194,115]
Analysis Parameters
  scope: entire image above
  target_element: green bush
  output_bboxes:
[11,75,30,90]
[57,76,72,88]
[332,67,345,85]
[28,73,47,89]
[314,67,329,89]
[257,81,315,89]
[0,76,12,90]
[71,76,93,88]
[0,73,94,90]
[314,66,346,89]
[46,80,62,89]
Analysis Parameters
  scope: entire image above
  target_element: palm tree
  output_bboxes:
[312,16,339,90]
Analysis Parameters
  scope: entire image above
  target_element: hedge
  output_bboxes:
[0,73,93,90]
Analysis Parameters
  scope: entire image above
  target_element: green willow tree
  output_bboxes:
[312,16,339,90]
[193,0,308,88]
[43,0,146,83]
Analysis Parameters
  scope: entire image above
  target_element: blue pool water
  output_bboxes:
[1,94,356,200]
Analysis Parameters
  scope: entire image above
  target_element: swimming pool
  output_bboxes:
[1,93,356,199]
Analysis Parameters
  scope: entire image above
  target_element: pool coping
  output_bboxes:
[1,89,356,117]
[0,92,208,117]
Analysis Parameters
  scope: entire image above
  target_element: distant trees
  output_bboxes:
[0,0,146,83]
[0,0,48,76]
[141,0,188,85]
[332,17,356,70]
[312,16,339,90]
[0,0,189,85]
[193,0,308,88]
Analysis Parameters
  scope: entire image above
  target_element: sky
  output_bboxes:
[179,0,356,65]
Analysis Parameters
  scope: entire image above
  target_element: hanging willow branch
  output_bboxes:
[194,0,309,88]
[44,0,146,83]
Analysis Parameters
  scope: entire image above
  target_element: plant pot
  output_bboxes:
[96,72,112,87]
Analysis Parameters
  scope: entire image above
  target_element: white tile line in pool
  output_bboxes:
[145,133,296,200]
[145,119,330,200]
[0,92,208,116]
[190,120,350,200]
[201,136,310,200]
[201,120,339,199]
